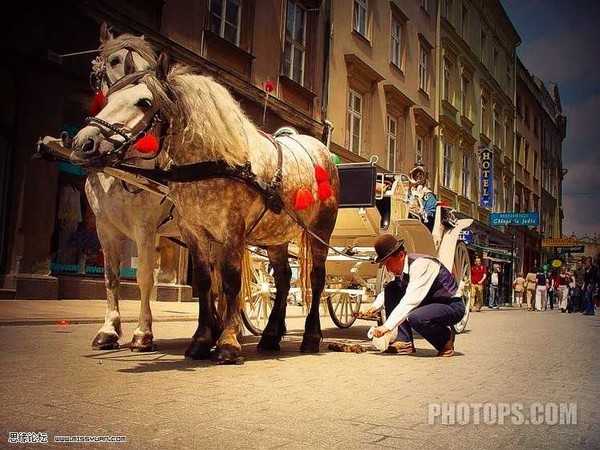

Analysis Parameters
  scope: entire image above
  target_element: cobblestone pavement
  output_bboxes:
[0,307,598,449]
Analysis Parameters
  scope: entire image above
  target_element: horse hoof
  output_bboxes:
[91,333,120,350]
[300,336,321,353]
[257,334,281,352]
[214,345,244,365]
[185,340,212,360]
[130,334,155,352]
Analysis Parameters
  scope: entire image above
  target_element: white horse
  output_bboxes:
[71,56,340,364]
[85,24,176,351]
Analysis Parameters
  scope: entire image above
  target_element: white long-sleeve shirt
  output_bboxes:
[382,257,443,331]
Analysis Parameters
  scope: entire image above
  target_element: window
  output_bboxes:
[347,89,363,154]
[481,93,488,135]
[209,0,241,46]
[443,142,453,188]
[461,152,471,198]
[443,59,452,102]
[283,0,307,85]
[461,75,470,118]
[493,47,498,77]
[493,108,500,146]
[416,135,424,164]
[353,0,368,37]
[533,116,539,137]
[386,115,397,171]
[533,152,538,178]
[442,0,452,21]
[419,43,429,93]
[480,30,487,64]
[524,140,530,171]
[390,18,403,68]
[461,5,468,39]
[515,189,521,212]
[421,0,430,13]
[504,116,509,152]
[516,94,522,117]
[506,56,512,89]
[524,104,530,127]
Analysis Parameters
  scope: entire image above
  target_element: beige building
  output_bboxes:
[326,0,438,176]
[435,0,520,233]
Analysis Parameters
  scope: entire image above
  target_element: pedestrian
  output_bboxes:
[525,270,537,311]
[558,269,569,312]
[488,264,501,309]
[470,255,486,312]
[535,268,548,311]
[370,234,465,357]
[582,257,597,316]
[567,270,577,313]
[512,272,525,308]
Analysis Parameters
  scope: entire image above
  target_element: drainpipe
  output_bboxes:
[433,0,442,194]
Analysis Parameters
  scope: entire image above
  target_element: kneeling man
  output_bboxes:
[371,234,465,356]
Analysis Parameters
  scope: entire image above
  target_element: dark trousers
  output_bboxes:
[384,278,465,352]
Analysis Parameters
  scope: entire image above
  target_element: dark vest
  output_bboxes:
[406,253,458,305]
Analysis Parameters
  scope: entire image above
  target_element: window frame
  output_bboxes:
[209,0,242,46]
[390,16,403,69]
[461,151,471,198]
[443,58,452,103]
[347,89,363,155]
[443,142,454,189]
[283,0,308,85]
[386,115,398,172]
[419,42,430,94]
[353,0,368,38]
[461,74,470,118]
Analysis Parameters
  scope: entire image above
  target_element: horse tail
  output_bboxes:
[237,247,253,315]
[298,230,313,307]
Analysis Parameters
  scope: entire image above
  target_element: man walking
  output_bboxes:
[370,234,465,357]
[488,264,501,309]
[583,257,597,316]
[535,269,548,311]
[525,270,537,311]
[470,256,486,312]
[513,272,526,308]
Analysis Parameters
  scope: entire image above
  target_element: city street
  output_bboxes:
[1,304,598,449]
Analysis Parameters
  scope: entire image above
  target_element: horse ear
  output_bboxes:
[99,22,114,44]
[156,52,170,81]
[123,51,135,75]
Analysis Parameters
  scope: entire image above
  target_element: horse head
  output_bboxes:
[71,53,171,166]
[91,22,157,94]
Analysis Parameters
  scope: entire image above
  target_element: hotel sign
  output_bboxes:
[479,146,493,209]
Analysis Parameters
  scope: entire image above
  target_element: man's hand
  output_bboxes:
[372,325,390,338]
[354,307,378,318]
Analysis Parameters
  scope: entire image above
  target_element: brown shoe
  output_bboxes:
[437,329,455,357]
[386,341,415,354]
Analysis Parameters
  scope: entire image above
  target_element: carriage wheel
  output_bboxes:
[452,242,472,333]
[241,262,275,336]
[327,292,361,328]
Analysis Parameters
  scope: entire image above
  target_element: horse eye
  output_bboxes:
[109,57,120,67]
[136,98,153,109]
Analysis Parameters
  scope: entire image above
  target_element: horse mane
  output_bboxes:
[100,33,157,67]
[144,65,254,167]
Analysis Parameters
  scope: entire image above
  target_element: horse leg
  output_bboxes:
[130,235,157,352]
[257,244,291,352]
[185,234,219,360]
[214,246,244,364]
[92,222,124,350]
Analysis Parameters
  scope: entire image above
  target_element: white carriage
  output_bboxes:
[242,161,473,335]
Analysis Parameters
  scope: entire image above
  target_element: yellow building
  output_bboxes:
[435,0,520,229]
[326,0,438,176]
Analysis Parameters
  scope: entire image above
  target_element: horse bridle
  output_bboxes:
[82,70,165,166]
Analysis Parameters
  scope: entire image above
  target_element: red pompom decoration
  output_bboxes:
[314,164,329,183]
[90,91,106,115]
[317,181,333,201]
[264,80,275,93]
[294,187,314,210]
[134,133,159,154]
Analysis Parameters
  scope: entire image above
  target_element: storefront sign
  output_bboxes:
[542,237,580,247]
[556,245,585,254]
[479,146,493,209]
[490,212,540,226]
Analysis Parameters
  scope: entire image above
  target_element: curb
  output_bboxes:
[0,316,198,327]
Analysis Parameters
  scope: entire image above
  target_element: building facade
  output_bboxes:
[326,0,438,176]
[0,0,330,299]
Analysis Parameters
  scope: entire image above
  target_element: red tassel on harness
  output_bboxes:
[90,91,106,115]
[133,134,159,154]
[294,187,314,210]
[317,181,333,201]
[314,164,329,183]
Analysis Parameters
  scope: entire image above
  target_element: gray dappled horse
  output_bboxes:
[84,24,174,351]
[70,55,340,364]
